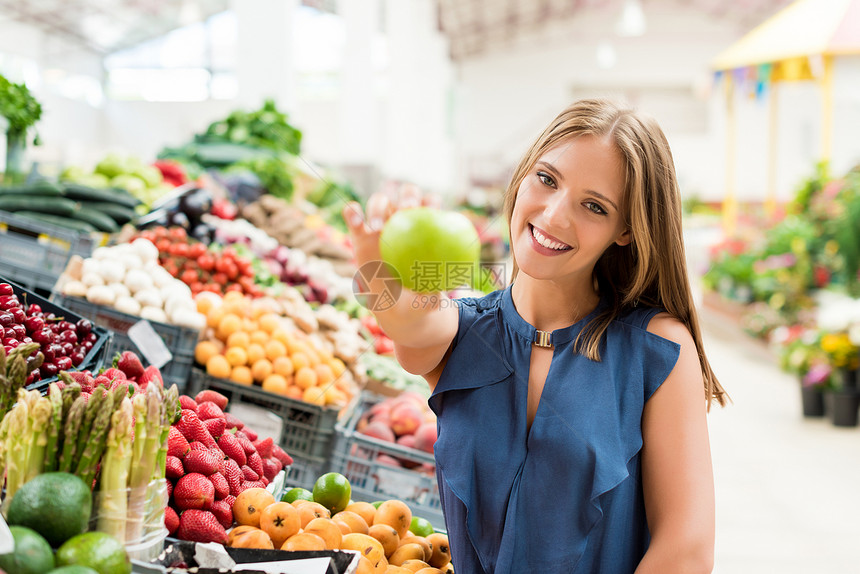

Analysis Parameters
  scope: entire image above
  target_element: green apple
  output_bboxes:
[380,207,480,293]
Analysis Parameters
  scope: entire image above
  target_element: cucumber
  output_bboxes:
[71,208,119,233]
[14,211,96,233]
[0,181,63,196]
[78,201,136,224]
[0,195,78,216]
[62,183,141,208]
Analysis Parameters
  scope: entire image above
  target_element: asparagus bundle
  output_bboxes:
[96,397,133,541]
[0,343,42,420]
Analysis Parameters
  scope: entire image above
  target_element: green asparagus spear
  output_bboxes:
[75,390,117,487]
[25,397,53,483]
[5,399,30,501]
[59,396,86,473]
[0,408,12,483]
[97,397,134,543]
[155,385,179,480]
[126,386,162,543]
[44,384,64,472]
[75,389,106,469]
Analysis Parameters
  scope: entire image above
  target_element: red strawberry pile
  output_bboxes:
[165,388,294,544]
[61,350,164,399]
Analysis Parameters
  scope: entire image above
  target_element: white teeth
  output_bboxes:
[531,226,569,250]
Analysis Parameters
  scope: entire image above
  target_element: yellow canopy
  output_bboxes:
[712,0,860,70]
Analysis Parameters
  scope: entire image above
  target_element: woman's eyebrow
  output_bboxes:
[537,160,619,211]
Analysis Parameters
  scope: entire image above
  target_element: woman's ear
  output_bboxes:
[615,228,633,247]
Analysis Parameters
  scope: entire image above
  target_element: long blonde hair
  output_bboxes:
[503,98,727,408]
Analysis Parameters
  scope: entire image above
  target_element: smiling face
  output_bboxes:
[509,134,632,287]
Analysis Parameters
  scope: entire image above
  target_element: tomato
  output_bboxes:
[140,230,157,243]
[155,239,172,253]
[237,259,253,277]
[214,258,230,274]
[212,272,228,286]
[225,284,242,293]
[169,227,187,241]
[189,281,204,294]
[225,261,239,281]
[171,243,190,258]
[180,269,199,285]
[188,243,207,259]
[197,254,215,271]
[154,226,169,239]
[162,261,179,277]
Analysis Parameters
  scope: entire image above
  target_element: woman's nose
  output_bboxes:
[543,194,572,230]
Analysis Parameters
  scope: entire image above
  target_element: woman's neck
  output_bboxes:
[511,274,600,332]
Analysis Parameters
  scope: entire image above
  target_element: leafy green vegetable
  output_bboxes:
[0,73,42,139]
[204,99,302,154]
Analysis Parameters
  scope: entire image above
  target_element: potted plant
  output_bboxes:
[777,327,830,417]
[820,332,860,427]
[0,73,42,184]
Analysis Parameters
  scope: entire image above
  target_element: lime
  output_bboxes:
[0,526,55,574]
[409,516,434,537]
[55,532,130,574]
[312,472,352,514]
[281,487,314,504]
[371,501,384,509]
[49,567,100,574]
[7,472,92,547]
[380,207,481,293]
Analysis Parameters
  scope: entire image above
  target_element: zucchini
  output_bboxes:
[14,211,96,233]
[62,183,141,208]
[0,195,78,216]
[78,201,136,224]
[71,208,119,233]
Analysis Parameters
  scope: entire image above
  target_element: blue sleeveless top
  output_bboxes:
[428,285,680,573]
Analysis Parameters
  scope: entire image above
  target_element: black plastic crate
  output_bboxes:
[186,369,351,463]
[2,278,112,389]
[52,295,198,391]
[0,210,101,292]
[331,392,444,529]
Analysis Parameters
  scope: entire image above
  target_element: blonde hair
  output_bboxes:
[503,98,727,408]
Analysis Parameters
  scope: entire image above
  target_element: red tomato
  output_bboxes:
[197,254,215,272]
[154,227,169,239]
[189,281,204,294]
[168,227,187,241]
[162,262,179,277]
[225,262,239,281]
[225,284,242,293]
[155,239,171,253]
[172,243,190,258]
[180,269,199,285]
[212,272,228,286]
[188,243,207,259]
[237,260,253,277]
[214,258,230,274]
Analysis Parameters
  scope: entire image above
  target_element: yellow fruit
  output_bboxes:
[390,544,426,566]
[304,517,343,550]
[246,343,266,365]
[291,352,310,371]
[227,331,250,349]
[195,341,220,365]
[325,387,347,407]
[374,500,412,538]
[265,340,287,361]
[285,385,304,400]
[294,367,318,390]
[251,359,274,382]
[425,533,450,568]
[195,292,222,315]
[346,502,377,528]
[231,366,253,385]
[259,502,301,547]
[258,313,280,334]
[282,532,326,551]
[272,356,294,377]
[227,525,259,546]
[330,358,347,377]
[250,330,270,346]
[262,374,289,395]
[271,328,292,347]
[314,363,335,386]
[242,318,258,333]
[217,314,242,340]
[303,386,326,406]
[333,510,368,535]
[206,355,231,379]
[230,528,274,549]
[233,488,275,528]
[225,346,248,367]
[223,290,245,303]
[341,533,385,567]
[207,306,226,329]
[368,523,399,558]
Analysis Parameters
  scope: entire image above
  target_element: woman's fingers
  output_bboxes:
[366,192,392,232]
[342,202,367,233]
[398,183,422,210]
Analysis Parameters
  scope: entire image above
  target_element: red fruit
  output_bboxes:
[139,365,163,388]
[272,445,293,467]
[164,506,180,536]
[166,455,184,479]
[176,509,227,544]
[263,457,281,481]
[223,494,236,509]
[203,417,226,439]
[68,371,95,390]
[174,473,215,510]
[240,465,259,481]
[195,389,228,410]
[210,472,230,500]
[224,412,244,430]
[196,401,225,421]
[242,480,266,490]
[236,434,256,456]
[166,480,173,499]
[183,450,221,476]
[114,351,145,380]
[176,410,216,448]
[247,452,264,478]
[168,427,191,458]
[260,476,269,487]
[93,376,112,389]
[188,441,209,452]
[220,459,244,496]
[210,499,233,530]
[242,427,258,442]
[217,433,246,466]
[101,367,127,382]
[252,437,273,459]
[179,396,198,411]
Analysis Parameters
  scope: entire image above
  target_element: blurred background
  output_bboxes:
[2,1,860,572]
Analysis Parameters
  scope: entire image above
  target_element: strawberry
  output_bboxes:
[179,396,198,411]
[164,506,180,536]
[210,500,233,530]
[174,473,215,510]
[114,351,145,380]
[272,445,293,467]
[236,434,256,456]
[252,437,273,459]
[259,476,269,487]
[168,427,191,458]
[176,410,216,448]
[68,371,95,391]
[139,365,163,388]
[242,427,258,442]
[240,465,259,481]
[175,509,227,544]
[220,459,244,497]
[223,494,236,509]
[224,412,244,430]
[217,433,246,467]
[203,418,226,440]
[263,457,281,481]
[80,392,91,403]
[195,390,228,410]
[247,452,264,478]
[242,480,266,490]
[210,472,230,500]
[166,480,173,500]
[197,402,225,421]
[166,455,185,479]
[183,450,221,476]
[93,376,112,389]
[188,441,210,452]
[101,367,127,382]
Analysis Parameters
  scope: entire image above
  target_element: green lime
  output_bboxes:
[8,472,92,547]
[281,487,314,504]
[312,472,352,514]
[56,532,130,574]
[409,516,434,537]
[49,567,100,574]
[0,526,55,574]
[371,501,384,509]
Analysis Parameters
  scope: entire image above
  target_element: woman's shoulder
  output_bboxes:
[452,288,505,312]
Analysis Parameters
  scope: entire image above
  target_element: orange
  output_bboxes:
[206,354,231,379]
[225,346,248,367]
[223,290,245,303]
[258,313,280,334]
[246,343,266,365]
[314,363,335,386]
[227,525,259,546]
[303,517,343,550]
[262,374,288,395]
[231,365,253,385]
[233,487,275,528]
[259,502,301,547]
[271,328,292,347]
[281,532,326,551]
[227,331,250,349]
[207,306,226,329]
[291,352,310,371]
[265,340,287,361]
[272,356,294,377]
[329,358,347,377]
[241,318,258,333]
[341,533,385,565]
[345,502,377,528]
[195,341,220,365]
[297,501,331,528]
[324,387,347,406]
[374,500,412,538]
[195,292,222,315]
[284,385,303,400]
[303,386,326,406]
[294,367,318,390]
[217,313,242,340]
[368,523,399,558]
[229,528,274,549]
[251,359,274,382]
[332,510,368,534]
[250,330,270,346]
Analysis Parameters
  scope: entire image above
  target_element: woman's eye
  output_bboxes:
[585,202,607,215]
[536,171,555,187]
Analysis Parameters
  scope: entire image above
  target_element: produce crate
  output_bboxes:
[0,210,102,293]
[282,455,326,492]
[330,392,444,529]
[3,278,112,389]
[186,369,352,463]
[52,294,198,391]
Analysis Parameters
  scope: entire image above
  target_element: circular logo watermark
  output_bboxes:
[352,261,403,312]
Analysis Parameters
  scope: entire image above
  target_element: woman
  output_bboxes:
[343,98,726,573]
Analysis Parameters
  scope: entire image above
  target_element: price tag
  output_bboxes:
[127,320,172,368]
[229,403,284,444]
